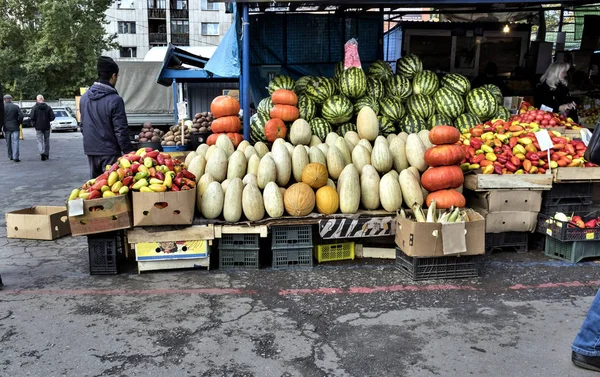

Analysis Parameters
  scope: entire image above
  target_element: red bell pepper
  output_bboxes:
[585,219,597,229]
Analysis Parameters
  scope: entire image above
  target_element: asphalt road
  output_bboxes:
[0,128,598,377]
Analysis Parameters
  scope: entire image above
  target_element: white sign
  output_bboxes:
[535,129,554,151]
[68,199,84,217]
[581,128,593,147]
[540,104,554,112]
[177,101,188,122]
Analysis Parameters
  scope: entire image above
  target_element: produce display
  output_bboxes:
[515,103,581,130]
[161,122,192,147]
[137,122,164,143]
[191,112,214,133]
[208,95,243,147]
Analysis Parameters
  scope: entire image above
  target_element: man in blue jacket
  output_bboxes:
[80,56,133,179]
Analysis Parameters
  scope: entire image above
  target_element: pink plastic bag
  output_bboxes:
[344,38,361,69]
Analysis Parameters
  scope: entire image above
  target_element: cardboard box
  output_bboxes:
[132,187,196,226]
[466,190,542,213]
[475,208,538,233]
[6,206,71,240]
[68,196,132,237]
[394,211,485,257]
[135,240,208,261]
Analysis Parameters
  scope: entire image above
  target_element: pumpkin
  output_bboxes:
[211,116,241,133]
[284,182,315,216]
[211,95,240,118]
[301,162,328,189]
[271,89,298,106]
[423,145,466,167]
[426,189,466,209]
[264,119,287,142]
[429,125,460,145]
[421,165,464,192]
[227,133,244,147]
[315,186,339,215]
[206,133,219,146]
[270,105,300,122]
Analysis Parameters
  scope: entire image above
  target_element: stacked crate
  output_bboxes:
[218,234,260,270]
[87,231,127,275]
[271,225,313,269]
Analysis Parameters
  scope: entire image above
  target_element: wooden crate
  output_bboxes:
[552,167,600,183]
[137,257,210,272]
[214,224,268,238]
[463,173,553,191]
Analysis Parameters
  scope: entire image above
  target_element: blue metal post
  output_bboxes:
[242,3,250,141]
[172,79,178,124]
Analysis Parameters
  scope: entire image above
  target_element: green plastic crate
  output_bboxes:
[544,237,600,263]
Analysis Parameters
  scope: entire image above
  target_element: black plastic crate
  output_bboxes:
[395,248,479,281]
[271,225,313,249]
[540,197,593,216]
[219,249,259,270]
[219,233,260,250]
[537,212,600,242]
[272,248,313,269]
[87,231,125,275]
[543,182,594,202]
[544,237,600,263]
[485,232,529,254]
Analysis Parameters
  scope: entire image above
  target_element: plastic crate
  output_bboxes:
[219,249,259,270]
[540,197,593,216]
[272,248,313,269]
[544,237,600,263]
[314,242,354,263]
[543,182,594,201]
[87,231,125,275]
[395,248,479,281]
[537,212,600,242]
[219,233,260,250]
[485,232,529,254]
[271,225,312,249]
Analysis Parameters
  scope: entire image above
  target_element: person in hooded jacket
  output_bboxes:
[30,94,55,160]
[80,56,133,179]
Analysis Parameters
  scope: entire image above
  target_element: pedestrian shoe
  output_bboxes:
[41,154,46,161]
[572,351,600,372]
[14,159,20,162]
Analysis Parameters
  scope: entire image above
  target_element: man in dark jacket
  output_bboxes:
[80,56,133,178]
[3,94,24,162]
[0,84,4,140]
[30,94,55,161]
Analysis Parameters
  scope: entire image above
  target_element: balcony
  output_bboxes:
[171,33,189,46]
[148,9,166,19]
[170,9,188,19]
[149,33,167,44]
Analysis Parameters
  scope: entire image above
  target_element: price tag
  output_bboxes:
[540,104,554,112]
[546,229,553,236]
[586,232,595,240]
[581,128,593,147]
[68,199,84,217]
[535,129,554,152]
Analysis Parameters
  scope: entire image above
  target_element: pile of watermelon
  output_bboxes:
[251,54,511,143]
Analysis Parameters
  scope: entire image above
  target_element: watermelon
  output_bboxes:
[354,97,379,116]
[455,113,481,134]
[399,114,427,133]
[433,87,465,120]
[334,61,345,80]
[378,116,396,136]
[295,76,313,95]
[310,117,333,141]
[250,112,269,143]
[482,84,503,105]
[321,95,353,125]
[366,76,385,100]
[329,77,340,95]
[367,60,394,82]
[305,76,335,104]
[337,123,357,136]
[385,75,412,100]
[494,106,511,121]
[466,88,498,121]
[407,94,434,120]
[257,97,274,116]
[268,75,295,94]
[338,67,367,99]
[441,73,471,96]
[379,97,406,122]
[396,54,423,79]
[298,95,316,122]
[429,114,454,128]
[412,70,439,96]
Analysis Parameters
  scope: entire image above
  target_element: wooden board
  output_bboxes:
[552,167,600,182]
[319,216,395,239]
[354,244,396,259]
[138,256,210,273]
[463,173,553,191]
[564,129,583,139]
[214,224,268,238]
[127,225,214,243]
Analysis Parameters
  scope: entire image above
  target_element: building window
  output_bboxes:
[175,0,187,10]
[171,20,189,34]
[117,0,135,8]
[118,21,136,34]
[120,47,137,58]
[201,0,218,10]
[148,0,166,9]
[201,22,219,36]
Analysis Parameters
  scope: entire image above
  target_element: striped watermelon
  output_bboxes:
[482,84,503,105]
[338,67,367,99]
[385,75,412,100]
[407,94,434,119]
[412,70,439,96]
[441,73,471,96]
[367,77,385,100]
[455,113,481,134]
[367,60,394,82]
[268,75,295,94]
[310,117,333,141]
[321,95,353,125]
[250,112,269,143]
[379,97,406,122]
[378,116,396,136]
[257,97,274,116]
[466,88,498,121]
[429,114,453,128]
[295,76,313,95]
[305,76,335,104]
[396,54,423,79]
[433,87,465,120]
[354,97,379,116]
[399,114,427,133]
[334,62,344,80]
[337,122,357,136]
[494,106,511,121]
[329,77,340,95]
[298,95,316,122]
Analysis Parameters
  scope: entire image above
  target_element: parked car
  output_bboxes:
[21,107,32,127]
[50,108,78,132]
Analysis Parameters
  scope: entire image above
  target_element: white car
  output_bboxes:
[51,109,78,132]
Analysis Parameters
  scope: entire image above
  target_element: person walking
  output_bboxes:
[80,56,133,179]
[3,94,24,162]
[572,289,600,372]
[30,95,55,161]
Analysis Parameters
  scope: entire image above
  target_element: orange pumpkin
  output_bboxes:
[284,183,315,216]
[271,89,298,106]
[226,133,244,147]
[210,95,240,118]
[421,165,464,192]
[315,186,339,215]
[206,133,219,146]
[428,125,460,145]
[211,116,241,133]
[264,118,287,142]
[301,163,328,189]
[426,189,466,209]
[424,145,466,167]
[270,105,299,122]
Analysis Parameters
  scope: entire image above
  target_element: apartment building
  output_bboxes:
[104,0,233,60]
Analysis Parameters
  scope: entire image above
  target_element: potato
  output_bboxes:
[139,138,148,142]
[166,141,175,146]
[151,136,160,142]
